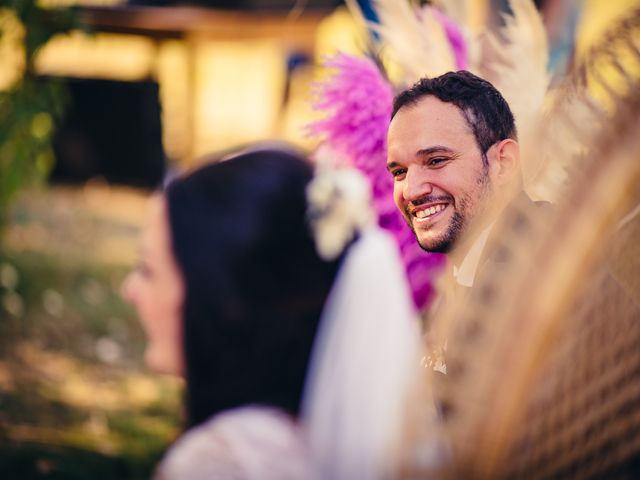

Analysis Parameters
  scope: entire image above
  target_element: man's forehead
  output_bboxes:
[391,96,469,130]
[388,96,474,153]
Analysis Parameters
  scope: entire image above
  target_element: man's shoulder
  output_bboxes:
[476,192,553,278]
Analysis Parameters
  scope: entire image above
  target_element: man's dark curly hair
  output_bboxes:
[392,71,517,166]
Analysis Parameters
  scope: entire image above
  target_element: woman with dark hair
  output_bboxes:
[123,145,421,479]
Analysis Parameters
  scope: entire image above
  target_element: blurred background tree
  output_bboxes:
[0,1,80,233]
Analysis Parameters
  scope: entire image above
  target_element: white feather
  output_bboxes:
[435,0,471,27]
[489,0,549,131]
[370,0,456,82]
[481,0,551,197]
[526,88,605,201]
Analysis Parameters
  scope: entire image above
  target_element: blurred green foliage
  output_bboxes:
[0,250,181,479]
[0,2,80,232]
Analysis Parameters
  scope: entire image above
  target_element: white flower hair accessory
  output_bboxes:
[307,152,375,261]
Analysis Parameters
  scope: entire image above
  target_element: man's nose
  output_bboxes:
[403,168,433,202]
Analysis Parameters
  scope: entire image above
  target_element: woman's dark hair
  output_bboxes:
[392,71,517,166]
[165,147,341,427]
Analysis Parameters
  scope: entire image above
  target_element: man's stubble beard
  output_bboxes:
[410,169,493,254]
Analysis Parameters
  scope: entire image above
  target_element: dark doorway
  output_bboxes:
[51,77,166,189]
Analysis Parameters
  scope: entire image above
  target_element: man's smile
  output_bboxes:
[406,196,453,228]
[413,203,447,219]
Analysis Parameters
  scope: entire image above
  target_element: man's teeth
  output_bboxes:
[415,204,445,219]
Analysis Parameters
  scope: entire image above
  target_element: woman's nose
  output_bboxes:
[120,272,136,304]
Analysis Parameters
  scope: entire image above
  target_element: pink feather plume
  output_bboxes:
[308,53,444,310]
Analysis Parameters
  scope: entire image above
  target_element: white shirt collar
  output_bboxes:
[452,222,495,287]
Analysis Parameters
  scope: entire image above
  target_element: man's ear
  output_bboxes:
[488,139,520,187]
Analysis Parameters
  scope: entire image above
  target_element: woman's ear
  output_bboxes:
[488,139,520,187]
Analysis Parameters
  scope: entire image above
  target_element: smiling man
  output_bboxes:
[387,71,524,287]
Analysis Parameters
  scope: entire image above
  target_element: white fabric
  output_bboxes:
[154,406,313,480]
[302,227,422,479]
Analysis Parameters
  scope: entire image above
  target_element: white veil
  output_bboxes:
[302,166,423,479]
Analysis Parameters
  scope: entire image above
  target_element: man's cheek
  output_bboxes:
[393,191,403,212]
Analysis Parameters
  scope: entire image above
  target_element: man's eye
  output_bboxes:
[391,169,407,179]
[429,157,448,166]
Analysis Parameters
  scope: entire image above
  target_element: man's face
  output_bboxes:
[387,96,494,253]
